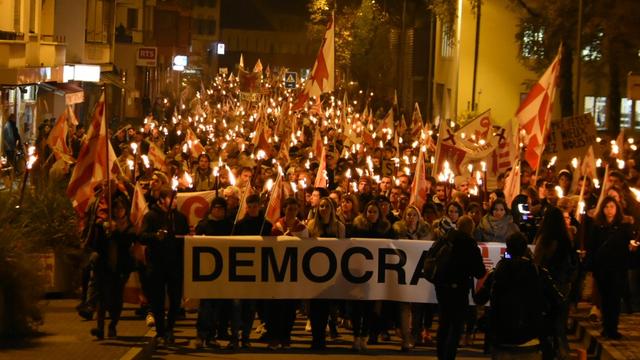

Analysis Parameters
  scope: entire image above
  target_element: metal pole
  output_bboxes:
[471,0,481,111]
[574,0,583,115]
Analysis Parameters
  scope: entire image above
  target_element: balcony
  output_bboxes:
[0,33,26,68]
[83,42,111,64]
[116,28,143,44]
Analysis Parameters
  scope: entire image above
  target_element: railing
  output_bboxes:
[40,34,66,43]
[85,30,110,43]
[0,31,25,41]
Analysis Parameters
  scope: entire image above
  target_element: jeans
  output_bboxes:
[436,285,469,360]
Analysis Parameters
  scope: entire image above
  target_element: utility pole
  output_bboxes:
[471,0,481,111]
[574,0,583,116]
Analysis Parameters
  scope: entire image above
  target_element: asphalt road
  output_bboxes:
[150,315,491,359]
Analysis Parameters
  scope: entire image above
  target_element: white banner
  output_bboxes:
[184,236,511,303]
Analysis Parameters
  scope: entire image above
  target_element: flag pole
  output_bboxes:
[260,172,281,235]
[104,91,112,222]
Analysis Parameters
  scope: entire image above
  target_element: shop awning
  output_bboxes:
[100,72,140,97]
[38,82,85,105]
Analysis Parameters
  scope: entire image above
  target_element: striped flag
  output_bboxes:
[516,48,561,170]
[314,147,327,189]
[410,103,424,139]
[409,149,427,210]
[66,94,119,216]
[146,140,167,171]
[47,107,74,163]
[312,125,323,157]
[292,13,334,111]
[130,182,148,234]
[265,174,284,225]
[186,127,206,157]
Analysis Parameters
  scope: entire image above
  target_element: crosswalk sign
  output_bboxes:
[285,72,297,89]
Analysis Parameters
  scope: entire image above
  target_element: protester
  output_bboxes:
[434,215,486,360]
[474,198,519,243]
[533,207,577,360]
[192,197,234,349]
[393,205,434,350]
[587,196,638,339]
[475,232,564,359]
[306,197,345,350]
[140,187,189,346]
[267,197,307,350]
[349,201,393,351]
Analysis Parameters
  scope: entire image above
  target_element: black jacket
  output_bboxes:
[140,204,189,269]
[234,214,273,236]
[587,221,634,272]
[438,229,486,289]
[475,257,564,346]
[195,217,233,236]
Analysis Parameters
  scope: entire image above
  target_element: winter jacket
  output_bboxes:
[437,229,486,289]
[474,214,519,243]
[195,216,233,236]
[350,214,393,239]
[234,214,273,236]
[587,221,634,273]
[140,204,189,269]
[475,257,564,346]
[392,220,434,240]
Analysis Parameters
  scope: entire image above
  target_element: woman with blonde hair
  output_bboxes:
[306,197,346,350]
[393,205,435,351]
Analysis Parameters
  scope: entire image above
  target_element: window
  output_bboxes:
[584,96,607,129]
[584,96,640,129]
[440,28,454,58]
[521,24,545,59]
[127,8,138,29]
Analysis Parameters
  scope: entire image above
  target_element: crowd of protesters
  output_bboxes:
[14,72,640,359]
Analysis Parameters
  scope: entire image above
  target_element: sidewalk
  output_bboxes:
[0,299,152,360]
[571,304,640,360]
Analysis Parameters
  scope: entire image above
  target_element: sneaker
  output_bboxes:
[90,327,104,340]
[359,337,368,351]
[351,337,361,351]
[589,306,601,322]
[224,341,239,350]
[268,341,281,350]
[193,337,205,349]
[241,340,252,349]
[152,336,165,348]
[107,325,117,339]
[207,339,221,348]
[165,331,175,345]
[381,331,391,341]
[255,322,266,334]
[145,313,156,328]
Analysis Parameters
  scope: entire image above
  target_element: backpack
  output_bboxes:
[423,237,453,284]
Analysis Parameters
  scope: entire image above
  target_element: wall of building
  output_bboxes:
[55,0,87,63]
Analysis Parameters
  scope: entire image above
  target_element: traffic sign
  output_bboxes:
[285,72,297,88]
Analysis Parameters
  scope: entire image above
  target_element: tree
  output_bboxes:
[511,0,640,135]
[307,0,394,97]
